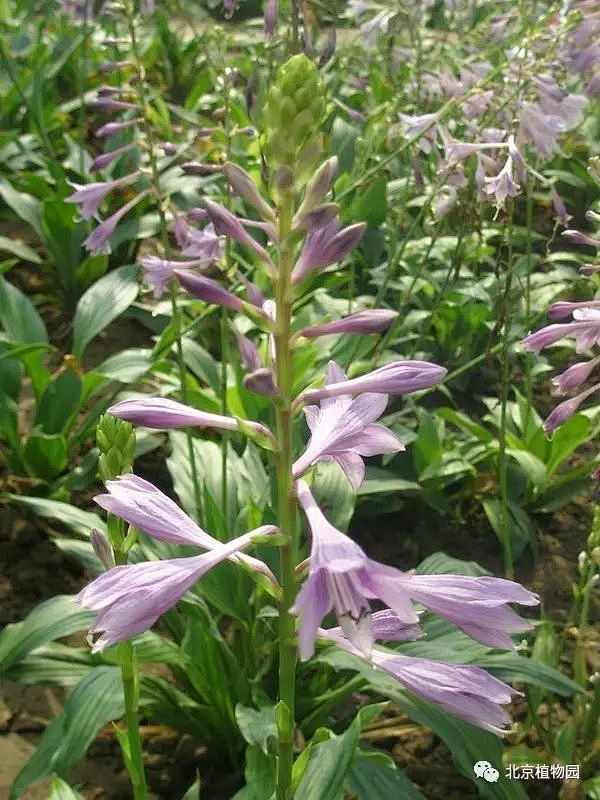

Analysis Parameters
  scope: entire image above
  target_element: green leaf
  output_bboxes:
[0,275,48,395]
[554,720,576,764]
[312,461,356,531]
[235,704,277,754]
[0,595,93,673]
[346,750,427,799]
[0,235,41,263]
[5,494,103,536]
[11,666,124,799]
[415,552,490,577]
[36,368,82,434]
[23,432,68,480]
[72,264,139,359]
[506,449,548,491]
[0,179,42,235]
[295,714,360,800]
[95,347,151,383]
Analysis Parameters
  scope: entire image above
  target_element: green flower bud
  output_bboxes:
[97,413,136,484]
[263,54,325,175]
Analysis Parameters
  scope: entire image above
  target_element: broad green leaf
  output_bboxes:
[415,551,489,577]
[36,368,82,434]
[235,704,277,754]
[180,779,201,800]
[72,264,139,359]
[23,431,68,480]
[95,347,151,382]
[312,461,356,531]
[0,179,42,234]
[232,746,275,800]
[0,235,41,263]
[0,275,48,395]
[346,750,427,799]
[5,494,103,536]
[0,595,93,673]
[11,666,124,799]
[506,449,548,491]
[295,715,360,800]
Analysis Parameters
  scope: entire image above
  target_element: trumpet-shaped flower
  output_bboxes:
[301,359,446,403]
[291,219,366,284]
[78,525,276,652]
[521,308,600,354]
[323,628,519,735]
[292,362,404,489]
[139,256,206,298]
[297,309,397,339]
[109,397,274,443]
[84,191,149,255]
[293,481,537,660]
[66,171,141,220]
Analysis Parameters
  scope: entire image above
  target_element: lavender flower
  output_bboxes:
[139,256,206,299]
[483,154,520,207]
[291,219,366,284]
[547,300,600,320]
[292,362,404,489]
[301,359,447,403]
[176,271,243,312]
[181,223,225,262]
[543,383,600,433]
[78,525,276,652]
[90,143,138,172]
[517,102,564,158]
[84,191,149,255]
[324,628,519,735]
[297,309,397,339]
[264,0,279,36]
[398,112,440,153]
[109,397,273,442]
[552,357,600,394]
[95,118,142,139]
[66,171,141,220]
[293,481,537,659]
[521,309,600,353]
[91,98,141,113]
[562,229,600,248]
[205,200,275,273]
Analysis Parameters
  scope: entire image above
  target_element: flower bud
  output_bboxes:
[97,413,136,483]
[263,54,326,175]
[223,162,276,223]
[90,528,115,570]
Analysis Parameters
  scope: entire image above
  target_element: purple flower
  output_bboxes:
[397,573,537,649]
[552,357,600,394]
[90,143,138,172]
[90,528,114,570]
[176,271,243,312]
[292,362,404,489]
[580,264,600,276]
[139,256,206,299]
[301,359,447,403]
[326,608,422,643]
[223,162,276,222]
[95,119,142,139]
[562,229,600,248]
[483,154,520,207]
[264,0,278,36]
[324,628,519,735]
[109,396,273,443]
[205,200,275,273]
[398,112,440,153]
[297,309,397,339]
[547,300,600,320]
[517,102,564,157]
[66,171,141,220]
[521,309,600,354]
[78,525,276,652]
[293,481,537,660]
[181,223,225,262]
[291,219,366,284]
[244,368,280,397]
[551,189,572,226]
[543,383,600,433]
[84,191,149,255]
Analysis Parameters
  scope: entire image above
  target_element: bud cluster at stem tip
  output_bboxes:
[262,54,326,189]
[97,413,136,483]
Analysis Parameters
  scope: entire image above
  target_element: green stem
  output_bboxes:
[114,537,148,800]
[126,3,202,518]
[274,195,298,800]
[498,205,515,579]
